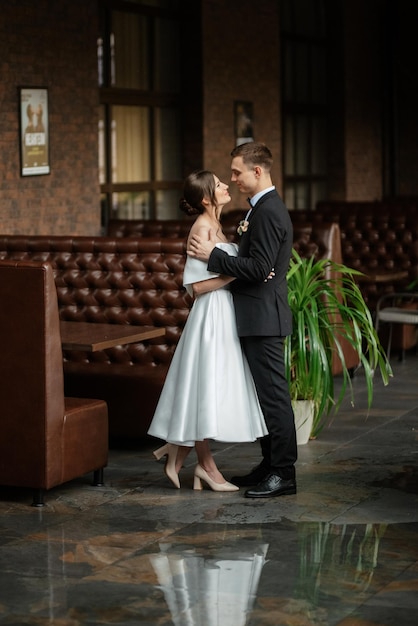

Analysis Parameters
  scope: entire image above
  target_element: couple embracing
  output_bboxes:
[148,141,297,498]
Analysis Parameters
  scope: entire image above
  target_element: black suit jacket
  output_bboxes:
[208,189,293,337]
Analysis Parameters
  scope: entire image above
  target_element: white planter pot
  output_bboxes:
[292,399,314,445]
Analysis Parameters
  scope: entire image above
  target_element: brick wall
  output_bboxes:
[344,0,383,201]
[201,0,282,212]
[0,0,100,235]
[0,1,416,234]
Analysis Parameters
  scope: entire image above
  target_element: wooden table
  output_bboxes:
[60,321,165,352]
[356,270,408,283]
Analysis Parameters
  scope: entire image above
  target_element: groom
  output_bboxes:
[188,141,297,498]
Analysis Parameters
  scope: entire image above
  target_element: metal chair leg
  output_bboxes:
[386,323,393,361]
[31,488,45,507]
[93,468,104,486]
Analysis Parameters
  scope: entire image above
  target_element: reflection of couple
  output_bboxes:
[150,542,269,626]
[148,142,297,498]
[25,103,45,134]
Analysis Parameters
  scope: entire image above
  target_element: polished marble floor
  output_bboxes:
[0,355,417,625]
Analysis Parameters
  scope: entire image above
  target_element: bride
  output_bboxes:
[147,170,267,491]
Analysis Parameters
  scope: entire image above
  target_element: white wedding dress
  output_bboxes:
[147,242,267,446]
[149,542,269,625]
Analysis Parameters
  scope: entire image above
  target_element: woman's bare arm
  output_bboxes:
[192,275,235,297]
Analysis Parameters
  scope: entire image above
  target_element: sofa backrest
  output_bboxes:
[107,213,342,263]
[291,202,418,279]
[0,259,64,487]
[107,218,194,239]
[107,215,241,243]
[290,202,418,310]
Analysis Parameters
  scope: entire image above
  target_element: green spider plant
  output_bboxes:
[285,249,392,437]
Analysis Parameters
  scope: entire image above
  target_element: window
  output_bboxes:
[98,0,182,225]
[280,0,328,210]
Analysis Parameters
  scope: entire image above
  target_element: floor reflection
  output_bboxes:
[297,522,388,602]
[146,521,418,626]
[150,541,269,626]
[0,516,417,624]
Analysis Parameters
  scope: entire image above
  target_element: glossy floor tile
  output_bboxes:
[0,355,417,625]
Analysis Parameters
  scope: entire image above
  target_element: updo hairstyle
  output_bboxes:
[179,170,217,216]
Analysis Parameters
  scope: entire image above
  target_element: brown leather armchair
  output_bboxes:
[0,260,108,506]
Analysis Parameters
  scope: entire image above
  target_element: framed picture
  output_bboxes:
[19,87,50,176]
[234,100,254,146]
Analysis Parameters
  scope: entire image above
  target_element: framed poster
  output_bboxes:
[19,87,50,176]
[234,100,254,146]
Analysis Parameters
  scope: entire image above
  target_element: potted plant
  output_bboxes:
[285,250,392,441]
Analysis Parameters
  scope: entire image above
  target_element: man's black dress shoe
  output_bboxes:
[230,463,270,487]
[245,473,297,498]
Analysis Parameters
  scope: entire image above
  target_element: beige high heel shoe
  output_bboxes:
[152,443,170,461]
[193,464,239,492]
[153,443,180,489]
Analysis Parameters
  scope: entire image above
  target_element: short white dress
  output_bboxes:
[147,242,267,446]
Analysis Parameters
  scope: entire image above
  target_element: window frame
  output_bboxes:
[280,0,329,210]
[98,0,182,225]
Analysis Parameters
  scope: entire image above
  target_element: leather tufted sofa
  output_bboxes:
[289,201,418,312]
[0,223,355,440]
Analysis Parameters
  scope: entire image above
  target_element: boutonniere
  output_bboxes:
[237,220,249,236]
